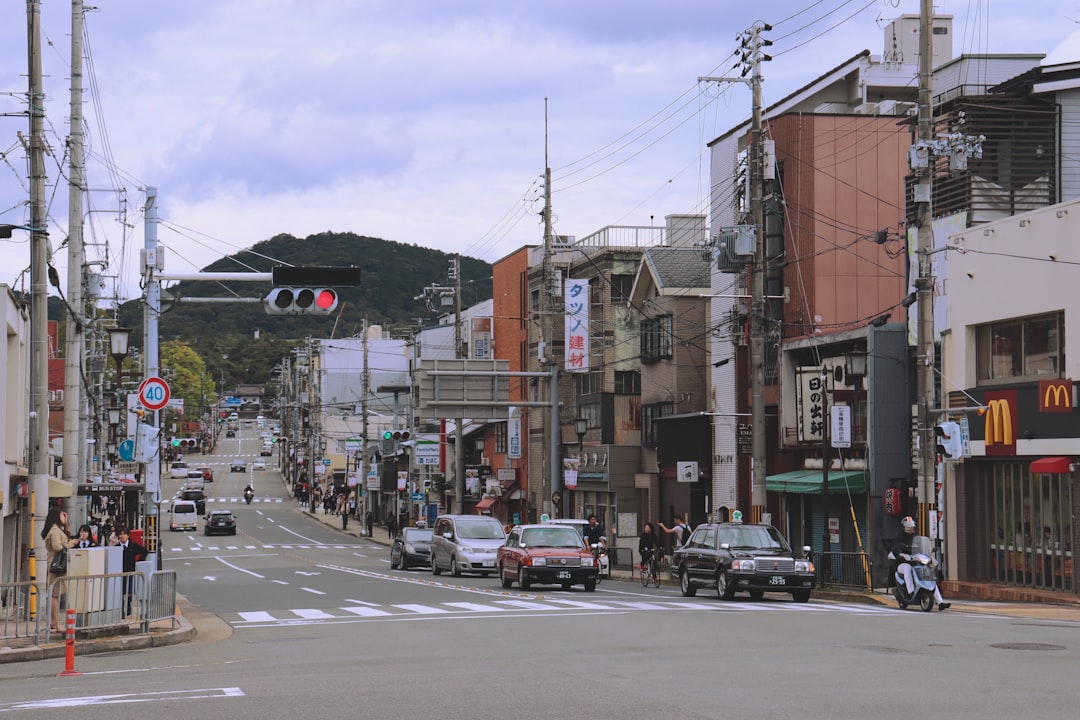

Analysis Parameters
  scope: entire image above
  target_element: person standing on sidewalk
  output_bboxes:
[387,514,398,539]
[338,494,349,529]
[365,510,374,537]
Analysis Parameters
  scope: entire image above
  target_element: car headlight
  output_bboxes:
[528,556,547,566]
[404,543,416,553]
[795,560,815,573]
[581,557,595,567]
[731,559,755,571]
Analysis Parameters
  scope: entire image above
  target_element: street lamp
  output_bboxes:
[570,417,587,517]
[107,326,132,391]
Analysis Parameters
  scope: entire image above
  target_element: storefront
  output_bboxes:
[960,458,1075,593]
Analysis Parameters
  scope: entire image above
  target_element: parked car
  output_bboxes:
[196,465,214,482]
[390,527,434,570]
[543,518,610,578]
[169,461,190,479]
[672,522,816,602]
[204,509,237,536]
[252,459,266,471]
[498,524,599,591]
[430,514,506,577]
[230,459,247,472]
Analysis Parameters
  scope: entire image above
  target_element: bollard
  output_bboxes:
[57,608,80,677]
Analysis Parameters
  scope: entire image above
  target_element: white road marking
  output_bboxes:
[394,604,449,614]
[215,556,264,579]
[0,688,244,711]
[238,611,275,622]
[301,587,326,595]
[443,601,510,612]
[292,608,334,619]
[341,606,391,617]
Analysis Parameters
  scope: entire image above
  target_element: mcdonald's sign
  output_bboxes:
[1038,379,1074,413]
[983,390,1017,457]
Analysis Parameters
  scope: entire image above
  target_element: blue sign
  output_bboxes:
[411,492,424,502]
[118,439,135,462]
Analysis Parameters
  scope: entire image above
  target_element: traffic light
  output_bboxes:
[380,429,410,454]
[264,287,339,315]
[171,437,197,451]
[934,421,964,460]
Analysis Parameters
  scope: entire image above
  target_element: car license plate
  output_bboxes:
[557,571,571,580]
[769,575,787,586]
[482,560,495,567]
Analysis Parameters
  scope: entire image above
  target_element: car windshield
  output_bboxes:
[521,527,583,548]
[173,503,195,513]
[455,519,504,539]
[718,526,791,551]
[404,528,433,542]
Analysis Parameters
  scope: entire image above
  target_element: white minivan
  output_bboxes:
[169,499,199,531]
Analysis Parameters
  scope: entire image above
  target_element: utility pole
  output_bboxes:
[542,98,561,519]
[28,0,51,603]
[142,187,162,565]
[748,24,769,524]
[361,318,370,520]
[452,254,464,513]
[914,0,936,538]
[64,0,87,521]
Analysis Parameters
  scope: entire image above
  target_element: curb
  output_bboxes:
[0,612,196,665]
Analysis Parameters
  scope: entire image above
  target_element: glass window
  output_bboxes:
[976,312,1064,383]
[614,370,640,395]
[611,275,634,303]
[640,315,674,363]
[642,401,673,446]
[494,423,507,454]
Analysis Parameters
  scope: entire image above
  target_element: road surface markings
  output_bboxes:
[227,598,901,628]
[0,688,244,711]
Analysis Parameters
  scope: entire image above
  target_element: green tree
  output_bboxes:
[160,341,213,422]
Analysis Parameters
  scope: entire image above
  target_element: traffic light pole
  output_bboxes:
[143,188,162,567]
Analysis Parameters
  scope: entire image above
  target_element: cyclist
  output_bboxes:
[638,522,660,574]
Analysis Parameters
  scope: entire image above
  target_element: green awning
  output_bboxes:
[766,469,868,494]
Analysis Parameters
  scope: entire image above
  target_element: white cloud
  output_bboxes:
[2,1,1078,299]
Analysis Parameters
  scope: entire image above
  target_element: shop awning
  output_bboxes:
[1030,456,1073,474]
[766,469,868,494]
[474,497,496,512]
[49,477,73,498]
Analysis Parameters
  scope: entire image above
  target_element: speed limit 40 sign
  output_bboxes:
[138,376,171,411]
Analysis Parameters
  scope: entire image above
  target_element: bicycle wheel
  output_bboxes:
[651,559,661,588]
[640,558,650,587]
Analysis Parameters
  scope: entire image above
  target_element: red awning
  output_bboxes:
[1030,456,1073,474]
[474,497,496,512]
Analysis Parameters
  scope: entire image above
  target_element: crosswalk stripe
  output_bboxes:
[535,599,612,610]
[604,601,672,610]
[238,611,275,622]
[341,606,391,617]
[494,600,562,610]
[393,604,449,614]
[443,602,510,612]
[292,609,335,619]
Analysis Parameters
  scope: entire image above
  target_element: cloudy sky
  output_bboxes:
[2,0,1080,301]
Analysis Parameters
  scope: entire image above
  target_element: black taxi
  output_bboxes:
[672,521,815,602]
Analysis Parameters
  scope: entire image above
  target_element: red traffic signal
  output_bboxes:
[265,288,339,315]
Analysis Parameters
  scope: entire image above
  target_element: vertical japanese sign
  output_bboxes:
[471,317,492,360]
[507,408,522,459]
[797,367,825,443]
[563,457,580,489]
[564,278,589,372]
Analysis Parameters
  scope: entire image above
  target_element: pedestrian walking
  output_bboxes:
[339,495,349,530]
[365,511,373,537]
[387,515,397,539]
[117,527,148,618]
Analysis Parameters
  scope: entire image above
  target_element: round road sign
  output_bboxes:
[138,376,171,411]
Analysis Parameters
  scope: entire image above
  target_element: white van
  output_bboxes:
[169,461,190,479]
[169,500,199,531]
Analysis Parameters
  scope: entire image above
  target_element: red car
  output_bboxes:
[197,465,214,482]
[497,524,599,592]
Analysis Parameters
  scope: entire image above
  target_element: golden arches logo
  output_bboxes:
[984,399,1013,447]
[1041,381,1072,411]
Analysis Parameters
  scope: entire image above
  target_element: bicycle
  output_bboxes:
[639,549,661,588]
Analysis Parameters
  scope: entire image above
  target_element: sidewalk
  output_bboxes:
[0,596,197,666]
[300,505,1080,623]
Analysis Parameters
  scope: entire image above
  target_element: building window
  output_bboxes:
[976,312,1063,384]
[579,402,601,430]
[642,401,673,446]
[495,423,507,454]
[611,274,634,304]
[614,370,640,394]
[575,371,602,396]
[640,315,674,363]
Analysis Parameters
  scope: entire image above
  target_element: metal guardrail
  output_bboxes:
[0,570,177,643]
[817,551,874,592]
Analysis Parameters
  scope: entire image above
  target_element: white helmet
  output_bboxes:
[901,516,916,530]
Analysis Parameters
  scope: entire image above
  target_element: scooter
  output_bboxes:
[890,535,939,612]
[590,542,610,581]
[244,488,254,505]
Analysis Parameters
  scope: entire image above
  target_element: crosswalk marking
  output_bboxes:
[228,597,904,628]
[166,543,379,552]
[392,604,449,614]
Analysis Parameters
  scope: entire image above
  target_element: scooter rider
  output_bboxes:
[244,483,254,503]
[893,516,950,611]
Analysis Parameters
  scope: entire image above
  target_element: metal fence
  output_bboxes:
[0,570,177,643]
[817,551,874,592]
